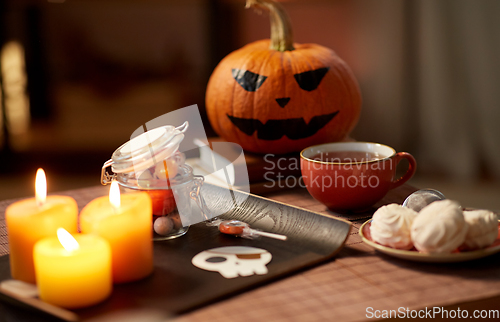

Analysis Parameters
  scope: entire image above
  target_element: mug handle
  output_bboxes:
[390,152,417,189]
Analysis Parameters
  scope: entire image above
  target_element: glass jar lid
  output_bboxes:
[110,122,188,174]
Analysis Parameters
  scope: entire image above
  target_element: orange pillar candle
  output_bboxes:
[5,169,78,283]
[34,228,112,309]
[80,181,153,283]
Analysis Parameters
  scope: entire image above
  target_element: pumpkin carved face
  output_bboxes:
[229,64,339,140]
[205,1,361,154]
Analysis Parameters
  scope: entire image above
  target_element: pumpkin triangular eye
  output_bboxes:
[232,69,268,92]
[293,67,330,91]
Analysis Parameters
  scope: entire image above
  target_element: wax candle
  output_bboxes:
[80,181,153,283]
[5,169,78,283]
[34,228,112,309]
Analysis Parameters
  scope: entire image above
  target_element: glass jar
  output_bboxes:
[101,123,209,241]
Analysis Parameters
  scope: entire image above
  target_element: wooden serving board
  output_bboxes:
[0,184,351,321]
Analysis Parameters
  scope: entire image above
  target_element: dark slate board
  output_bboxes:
[0,184,351,321]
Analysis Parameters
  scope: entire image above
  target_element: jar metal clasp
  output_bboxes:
[190,175,215,223]
[101,159,116,185]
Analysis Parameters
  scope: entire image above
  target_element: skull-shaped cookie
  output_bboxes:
[192,246,272,279]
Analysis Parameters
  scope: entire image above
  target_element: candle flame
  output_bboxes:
[35,168,47,207]
[109,180,121,210]
[57,228,79,252]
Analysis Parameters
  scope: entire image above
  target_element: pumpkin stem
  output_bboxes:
[246,0,295,51]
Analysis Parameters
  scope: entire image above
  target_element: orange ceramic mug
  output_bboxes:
[300,142,416,212]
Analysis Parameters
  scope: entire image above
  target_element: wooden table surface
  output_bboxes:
[1,184,500,321]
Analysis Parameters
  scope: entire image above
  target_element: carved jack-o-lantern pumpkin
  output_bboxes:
[206,0,361,154]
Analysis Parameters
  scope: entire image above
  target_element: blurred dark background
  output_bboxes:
[0,0,499,210]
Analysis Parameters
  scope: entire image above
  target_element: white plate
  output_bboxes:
[359,220,500,263]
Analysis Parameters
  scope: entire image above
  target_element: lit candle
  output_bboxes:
[5,169,78,283]
[80,181,153,283]
[34,228,112,309]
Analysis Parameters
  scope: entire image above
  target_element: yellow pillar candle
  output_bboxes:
[80,181,153,283]
[34,228,112,309]
[5,169,78,283]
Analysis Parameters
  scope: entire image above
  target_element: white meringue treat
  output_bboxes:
[370,204,418,250]
[461,210,499,250]
[411,200,467,253]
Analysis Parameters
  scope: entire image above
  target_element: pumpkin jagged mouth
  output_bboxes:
[226,111,339,140]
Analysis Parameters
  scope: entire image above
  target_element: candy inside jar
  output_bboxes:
[101,122,207,241]
[134,154,190,240]
[131,156,192,240]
